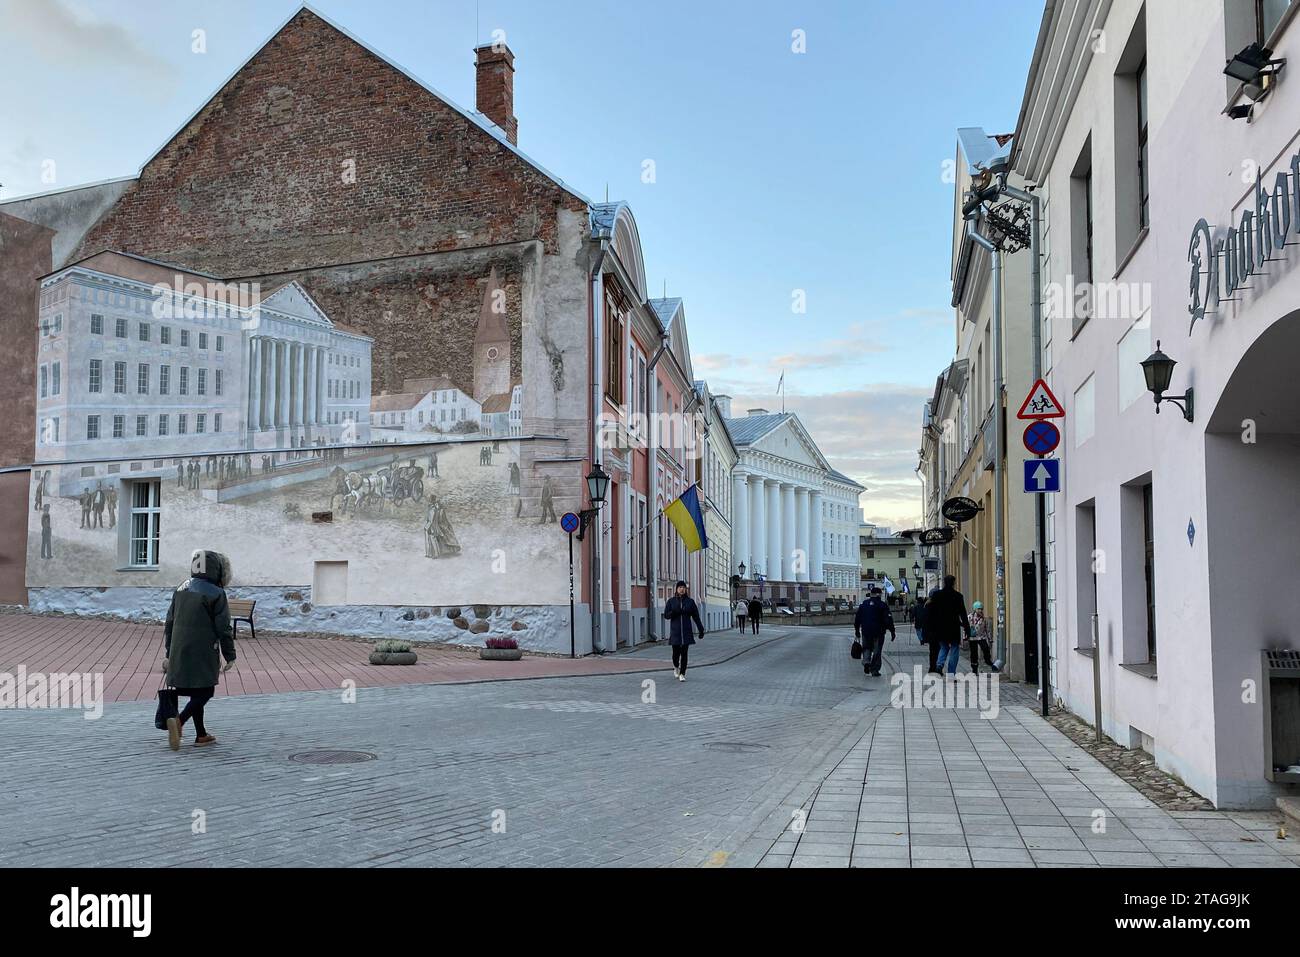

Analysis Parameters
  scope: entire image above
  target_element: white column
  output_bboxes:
[304,345,315,426]
[765,479,782,582]
[810,490,824,584]
[259,339,272,429]
[294,342,306,427]
[733,473,750,575]
[278,340,290,428]
[749,475,767,579]
[781,483,796,581]
[248,338,261,431]
[315,348,325,425]
[794,487,810,582]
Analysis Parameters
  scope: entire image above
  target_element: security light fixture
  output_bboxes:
[1224,42,1286,85]
[1141,340,1194,422]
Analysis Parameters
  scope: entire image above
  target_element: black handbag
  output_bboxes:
[154,684,179,730]
[850,639,863,660]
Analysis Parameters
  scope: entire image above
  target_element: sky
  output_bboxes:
[0,0,1044,529]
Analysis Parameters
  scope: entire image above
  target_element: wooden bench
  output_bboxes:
[228,599,257,640]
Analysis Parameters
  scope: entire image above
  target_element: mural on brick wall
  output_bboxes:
[29,252,572,607]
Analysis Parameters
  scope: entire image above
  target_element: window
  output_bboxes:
[40,365,48,398]
[91,314,104,335]
[604,289,624,404]
[52,362,60,396]
[214,413,222,433]
[198,369,207,396]
[177,414,187,435]
[1074,375,1096,446]
[159,365,170,395]
[112,414,125,439]
[139,322,150,342]
[115,317,127,338]
[1257,0,1293,44]
[158,414,169,436]
[215,335,224,352]
[199,332,208,351]
[113,361,126,394]
[214,369,223,396]
[87,415,100,440]
[1143,483,1156,662]
[160,326,171,345]
[179,367,189,396]
[180,329,189,348]
[138,363,150,394]
[1118,318,1152,409]
[136,415,148,437]
[196,414,206,434]
[127,480,161,567]
[1136,58,1148,231]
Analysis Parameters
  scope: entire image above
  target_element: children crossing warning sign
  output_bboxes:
[1016,378,1065,419]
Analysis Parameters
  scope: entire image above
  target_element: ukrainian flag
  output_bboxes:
[664,484,709,552]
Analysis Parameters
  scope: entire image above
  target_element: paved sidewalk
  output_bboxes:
[0,611,794,703]
[733,632,1299,868]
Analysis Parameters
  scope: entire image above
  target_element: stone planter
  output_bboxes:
[478,647,523,661]
[369,651,418,666]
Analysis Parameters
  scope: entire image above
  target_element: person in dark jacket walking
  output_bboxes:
[927,576,972,676]
[854,587,896,677]
[662,580,704,681]
[915,595,941,674]
[161,550,237,750]
[747,596,762,634]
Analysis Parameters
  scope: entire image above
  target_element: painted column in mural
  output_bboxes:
[304,344,317,426]
[278,339,290,429]
[248,337,262,431]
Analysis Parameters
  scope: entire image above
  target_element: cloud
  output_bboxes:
[2,0,174,89]
[725,384,928,530]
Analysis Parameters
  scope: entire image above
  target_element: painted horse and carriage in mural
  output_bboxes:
[329,462,426,513]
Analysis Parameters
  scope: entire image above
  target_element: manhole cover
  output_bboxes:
[289,750,376,765]
[702,742,770,753]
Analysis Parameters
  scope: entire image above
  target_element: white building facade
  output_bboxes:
[697,384,738,631]
[1014,0,1300,807]
[823,470,866,603]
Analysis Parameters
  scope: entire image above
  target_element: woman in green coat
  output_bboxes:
[162,550,237,750]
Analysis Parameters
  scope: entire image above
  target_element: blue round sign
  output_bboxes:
[560,512,580,534]
[1023,420,1060,456]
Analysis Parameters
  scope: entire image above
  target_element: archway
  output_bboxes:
[1204,309,1300,803]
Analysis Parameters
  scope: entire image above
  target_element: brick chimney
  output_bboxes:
[474,43,518,145]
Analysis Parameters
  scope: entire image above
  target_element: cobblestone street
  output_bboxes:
[4,621,1296,867]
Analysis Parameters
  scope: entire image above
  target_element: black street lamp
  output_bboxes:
[738,561,747,579]
[575,463,610,540]
[1141,340,1194,422]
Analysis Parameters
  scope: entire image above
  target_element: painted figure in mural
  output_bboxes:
[423,494,462,558]
[539,474,557,524]
[33,475,43,512]
[40,505,52,559]
[91,482,106,529]
[107,487,117,529]
[508,461,521,493]
[176,462,185,488]
[79,488,91,528]
[428,450,439,477]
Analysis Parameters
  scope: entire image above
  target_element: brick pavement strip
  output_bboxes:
[1,621,1295,867]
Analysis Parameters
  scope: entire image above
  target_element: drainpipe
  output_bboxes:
[645,331,669,640]
[589,240,608,653]
[966,215,1007,669]
[1004,182,1050,714]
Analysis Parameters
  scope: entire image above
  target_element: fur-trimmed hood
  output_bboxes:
[189,549,233,588]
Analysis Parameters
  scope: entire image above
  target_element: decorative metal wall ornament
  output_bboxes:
[984,200,1031,253]
[1187,518,1196,547]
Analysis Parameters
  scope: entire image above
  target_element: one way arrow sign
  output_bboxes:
[1023,458,1060,494]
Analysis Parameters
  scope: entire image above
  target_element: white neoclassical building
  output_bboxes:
[723,402,864,607]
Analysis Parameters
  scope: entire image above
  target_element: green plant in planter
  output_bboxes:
[374,639,412,654]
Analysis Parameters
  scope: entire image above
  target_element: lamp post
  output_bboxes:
[575,462,610,539]
[1141,341,1194,422]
